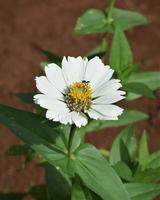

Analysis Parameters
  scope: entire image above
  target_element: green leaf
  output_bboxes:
[72,178,92,200]
[126,71,160,100]
[6,144,34,156]
[110,125,137,165]
[84,110,149,133]
[127,71,160,100]
[105,8,149,32]
[124,82,155,98]
[75,144,130,200]
[0,104,75,175]
[139,130,149,170]
[0,193,26,200]
[41,50,62,65]
[125,183,160,200]
[87,39,107,59]
[16,93,34,104]
[148,150,160,169]
[29,185,49,200]
[45,163,71,200]
[128,72,160,90]
[133,168,160,183]
[75,9,108,34]
[113,161,132,181]
[109,26,133,76]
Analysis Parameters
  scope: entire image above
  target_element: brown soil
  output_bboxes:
[0,0,160,198]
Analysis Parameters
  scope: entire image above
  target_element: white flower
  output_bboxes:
[34,56,125,127]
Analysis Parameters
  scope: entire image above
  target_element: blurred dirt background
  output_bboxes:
[0,0,160,198]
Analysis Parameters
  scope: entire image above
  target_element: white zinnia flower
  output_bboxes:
[34,56,125,127]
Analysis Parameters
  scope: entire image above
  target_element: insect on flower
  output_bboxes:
[34,56,125,127]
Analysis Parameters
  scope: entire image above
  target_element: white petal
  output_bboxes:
[62,56,87,85]
[34,94,65,110]
[35,76,62,99]
[93,90,125,104]
[46,107,70,123]
[86,107,121,120]
[45,63,66,92]
[58,111,73,125]
[91,104,123,117]
[84,57,114,90]
[71,112,88,127]
[93,79,122,97]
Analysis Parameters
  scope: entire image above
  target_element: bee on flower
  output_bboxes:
[34,56,125,127]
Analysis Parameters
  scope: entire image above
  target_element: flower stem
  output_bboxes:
[68,124,76,157]
[107,0,116,23]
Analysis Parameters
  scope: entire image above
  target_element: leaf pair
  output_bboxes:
[75,8,148,34]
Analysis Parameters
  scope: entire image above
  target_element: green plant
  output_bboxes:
[0,1,160,200]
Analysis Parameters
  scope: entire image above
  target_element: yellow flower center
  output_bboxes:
[65,81,92,112]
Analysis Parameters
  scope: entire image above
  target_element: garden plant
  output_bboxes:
[0,1,160,200]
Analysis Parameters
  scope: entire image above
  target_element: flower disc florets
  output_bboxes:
[65,81,92,112]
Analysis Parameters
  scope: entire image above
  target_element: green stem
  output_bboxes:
[68,125,76,157]
[107,0,116,23]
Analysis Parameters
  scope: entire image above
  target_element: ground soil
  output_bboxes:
[0,0,160,199]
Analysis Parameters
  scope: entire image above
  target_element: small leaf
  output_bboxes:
[71,178,92,200]
[125,183,160,200]
[75,144,130,200]
[110,125,137,165]
[6,144,34,156]
[84,110,149,133]
[109,26,133,76]
[133,168,160,183]
[139,130,149,170]
[148,150,160,169]
[113,161,133,181]
[124,82,155,98]
[126,71,160,100]
[75,9,108,34]
[105,8,149,32]
[16,93,35,104]
[128,72,160,90]
[45,163,71,200]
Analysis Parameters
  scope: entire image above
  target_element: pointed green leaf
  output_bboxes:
[6,144,33,156]
[75,144,130,200]
[109,26,133,76]
[72,178,93,200]
[113,161,133,181]
[124,82,154,98]
[105,8,149,32]
[84,110,149,133]
[126,71,160,100]
[139,130,149,170]
[45,163,71,200]
[133,167,160,183]
[75,9,108,34]
[110,125,137,165]
[16,93,35,104]
[0,105,75,175]
[125,183,160,200]
[148,150,160,169]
